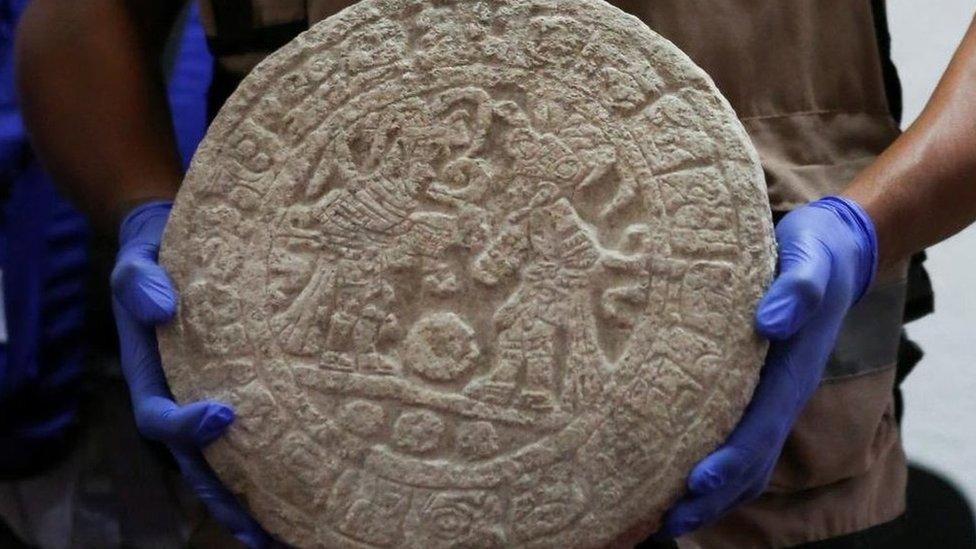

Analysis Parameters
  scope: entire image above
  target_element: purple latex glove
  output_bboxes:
[111,200,270,548]
[658,196,879,537]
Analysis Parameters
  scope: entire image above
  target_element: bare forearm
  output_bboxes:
[844,15,976,270]
[16,0,184,229]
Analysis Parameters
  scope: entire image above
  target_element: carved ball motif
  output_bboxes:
[402,312,480,382]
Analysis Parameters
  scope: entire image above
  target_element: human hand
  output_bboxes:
[658,196,878,537]
[111,200,270,547]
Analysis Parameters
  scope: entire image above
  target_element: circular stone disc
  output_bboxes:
[158,0,775,546]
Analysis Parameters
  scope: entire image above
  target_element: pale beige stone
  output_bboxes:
[158,0,776,546]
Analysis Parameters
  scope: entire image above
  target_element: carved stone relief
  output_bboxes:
[159,0,775,546]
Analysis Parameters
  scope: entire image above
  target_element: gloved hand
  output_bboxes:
[112,200,270,547]
[658,195,879,538]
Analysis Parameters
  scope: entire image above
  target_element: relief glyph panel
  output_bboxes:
[158,0,775,546]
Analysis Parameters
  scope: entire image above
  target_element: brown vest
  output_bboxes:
[197,1,909,546]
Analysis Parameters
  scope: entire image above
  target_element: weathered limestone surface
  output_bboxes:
[158,0,776,546]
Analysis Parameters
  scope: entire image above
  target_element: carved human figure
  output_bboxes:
[269,152,423,361]
[326,258,401,374]
[270,110,477,371]
[464,185,607,411]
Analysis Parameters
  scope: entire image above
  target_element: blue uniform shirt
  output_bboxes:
[1,0,90,474]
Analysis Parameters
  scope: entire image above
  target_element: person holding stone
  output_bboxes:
[14,1,976,547]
